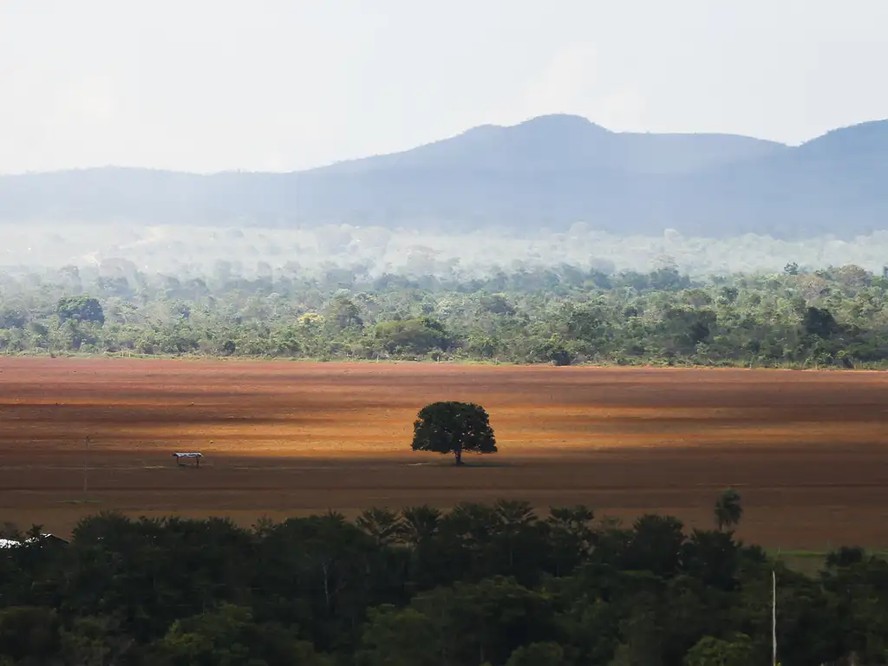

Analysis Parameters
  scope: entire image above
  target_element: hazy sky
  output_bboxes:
[2,0,887,174]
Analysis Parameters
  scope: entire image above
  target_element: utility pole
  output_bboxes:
[772,570,777,666]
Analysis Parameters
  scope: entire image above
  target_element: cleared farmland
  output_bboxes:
[0,357,886,548]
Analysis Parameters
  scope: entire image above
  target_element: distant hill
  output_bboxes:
[317,115,787,175]
[1,114,886,238]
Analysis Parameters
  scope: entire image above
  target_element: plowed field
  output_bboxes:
[1,357,886,549]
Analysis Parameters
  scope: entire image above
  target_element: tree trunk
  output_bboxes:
[322,561,330,610]
[455,448,463,465]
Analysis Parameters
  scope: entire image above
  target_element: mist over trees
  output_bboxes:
[3,222,888,279]
[1,260,887,368]
[2,115,887,367]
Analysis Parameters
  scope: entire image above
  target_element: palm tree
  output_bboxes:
[356,507,402,546]
[399,505,442,547]
[494,500,536,532]
[714,489,743,531]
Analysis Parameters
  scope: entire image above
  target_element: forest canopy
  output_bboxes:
[0,262,887,368]
[1,502,886,665]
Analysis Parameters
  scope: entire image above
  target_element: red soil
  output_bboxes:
[0,357,886,549]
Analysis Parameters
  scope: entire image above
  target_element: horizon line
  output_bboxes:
[2,114,885,178]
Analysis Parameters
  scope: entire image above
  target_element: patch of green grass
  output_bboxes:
[767,549,888,575]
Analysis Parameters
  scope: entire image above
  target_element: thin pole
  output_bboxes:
[772,570,777,666]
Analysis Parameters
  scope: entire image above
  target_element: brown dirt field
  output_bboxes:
[0,357,886,549]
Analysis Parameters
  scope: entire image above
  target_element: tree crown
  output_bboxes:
[411,401,496,462]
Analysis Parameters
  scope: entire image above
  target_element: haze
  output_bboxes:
[3,0,888,174]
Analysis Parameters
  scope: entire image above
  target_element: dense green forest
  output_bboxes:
[1,499,885,665]
[1,262,887,367]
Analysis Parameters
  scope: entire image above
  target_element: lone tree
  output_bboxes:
[714,488,743,531]
[411,401,496,465]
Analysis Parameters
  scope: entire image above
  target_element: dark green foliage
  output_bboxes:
[0,607,61,664]
[682,529,740,590]
[714,489,743,531]
[363,577,558,666]
[803,306,840,338]
[374,317,449,355]
[547,506,596,576]
[683,634,754,666]
[412,401,496,464]
[478,293,516,316]
[505,641,567,666]
[530,336,572,365]
[625,515,686,578]
[1,263,888,367]
[356,507,403,547]
[154,604,331,666]
[660,307,715,351]
[355,605,440,666]
[325,295,364,332]
[0,500,885,664]
[0,306,26,329]
[825,545,865,569]
[56,295,105,324]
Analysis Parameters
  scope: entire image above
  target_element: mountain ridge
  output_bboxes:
[313,114,789,177]
[1,115,886,239]
[0,114,798,177]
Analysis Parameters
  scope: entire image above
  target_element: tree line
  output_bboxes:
[1,263,887,367]
[1,496,886,665]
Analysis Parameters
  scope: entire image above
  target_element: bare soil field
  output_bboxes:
[0,357,886,549]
